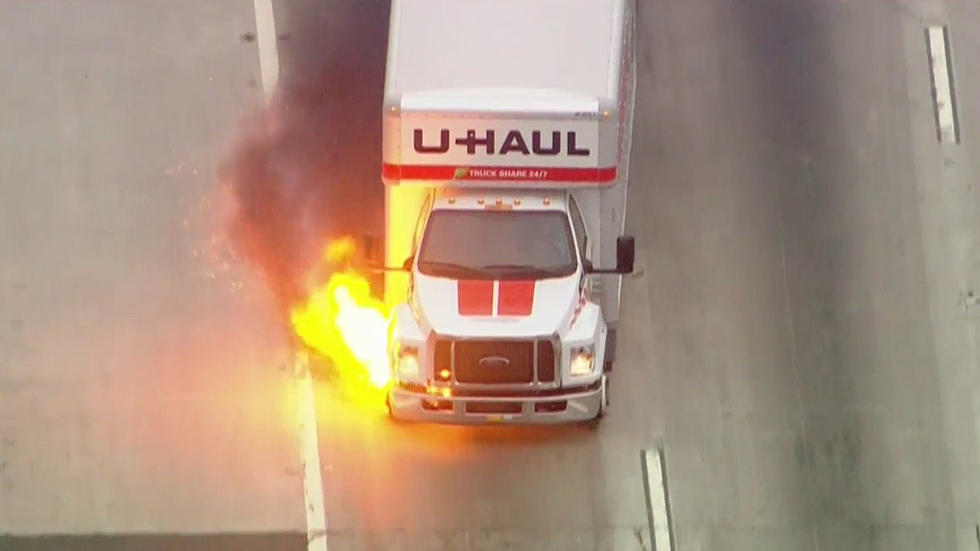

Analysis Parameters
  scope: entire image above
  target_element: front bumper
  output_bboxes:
[387,381,602,425]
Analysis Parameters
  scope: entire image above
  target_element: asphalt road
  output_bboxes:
[2,1,979,550]
[0,0,304,547]
[282,0,980,549]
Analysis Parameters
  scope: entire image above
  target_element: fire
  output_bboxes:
[290,238,392,403]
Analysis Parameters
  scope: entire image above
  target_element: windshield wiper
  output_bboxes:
[480,264,532,270]
[419,261,486,278]
[481,264,570,277]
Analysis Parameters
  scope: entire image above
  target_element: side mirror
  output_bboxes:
[364,254,414,273]
[616,236,635,274]
[361,233,383,264]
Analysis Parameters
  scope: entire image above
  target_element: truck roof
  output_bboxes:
[385,0,622,100]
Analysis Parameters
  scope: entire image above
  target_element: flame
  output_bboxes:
[324,236,357,264]
[290,239,391,405]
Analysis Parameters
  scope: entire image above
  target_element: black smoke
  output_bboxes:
[220,1,390,313]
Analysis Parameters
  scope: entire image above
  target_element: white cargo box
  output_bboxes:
[382,0,630,188]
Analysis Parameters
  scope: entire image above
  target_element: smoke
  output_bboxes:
[219,1,390,314]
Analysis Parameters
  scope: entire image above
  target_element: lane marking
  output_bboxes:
[925,25,959,144]
[641,448,675,551]
[251,2,328,549]
[253,0,281,98]
[295,351,328,551]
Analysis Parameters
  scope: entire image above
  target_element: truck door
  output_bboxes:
[568,196,591,268]
[407,192,433,298]
[412,192,433,256]
[569,195,602,320]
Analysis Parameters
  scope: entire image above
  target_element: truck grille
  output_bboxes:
[435,339,556,385]
[536,341,555,382]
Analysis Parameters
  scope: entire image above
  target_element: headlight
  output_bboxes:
[396,345,419,378]
[570,345,595,377]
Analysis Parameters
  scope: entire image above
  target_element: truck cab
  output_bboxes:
[379,0,637,425]
[387,188,633,423]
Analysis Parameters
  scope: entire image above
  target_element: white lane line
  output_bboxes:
[925,25,959,144]
[295,351,328,551]
[251,2,328,549]
[641,448,674,551]
[253,0,281,98]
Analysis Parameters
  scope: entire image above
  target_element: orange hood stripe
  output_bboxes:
[456,280,536,317]
[497,280,535,316]
[456,280,494,316]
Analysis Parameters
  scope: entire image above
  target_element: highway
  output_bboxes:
[0,1,305,548]
[2,1,979,550]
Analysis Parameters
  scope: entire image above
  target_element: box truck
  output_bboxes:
[381,0,637,425]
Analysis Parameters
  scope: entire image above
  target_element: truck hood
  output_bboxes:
[413,273,579,338]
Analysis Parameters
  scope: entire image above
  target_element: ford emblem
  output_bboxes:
[478,355,510,369]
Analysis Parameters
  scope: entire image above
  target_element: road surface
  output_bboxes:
[0,1,304,548]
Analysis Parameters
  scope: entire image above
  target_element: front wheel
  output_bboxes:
[585,375,610,429]
[385,393,400,423]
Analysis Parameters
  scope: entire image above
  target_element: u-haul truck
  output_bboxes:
[381,0,637,425]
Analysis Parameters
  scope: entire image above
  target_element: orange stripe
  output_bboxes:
[457,280,494,315]
[497,281,535,316]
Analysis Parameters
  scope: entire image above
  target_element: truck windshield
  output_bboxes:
[418,210,578,280]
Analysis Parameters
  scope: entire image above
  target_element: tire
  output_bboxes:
[600,374,610,416]
[585,375,610,430]
[385,393,398,421]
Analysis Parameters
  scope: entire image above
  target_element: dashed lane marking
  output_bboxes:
[925,25,959,144]
[641,448,675,551]
[253,0,281,99]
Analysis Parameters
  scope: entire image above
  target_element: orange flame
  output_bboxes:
[290,238,391,405]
